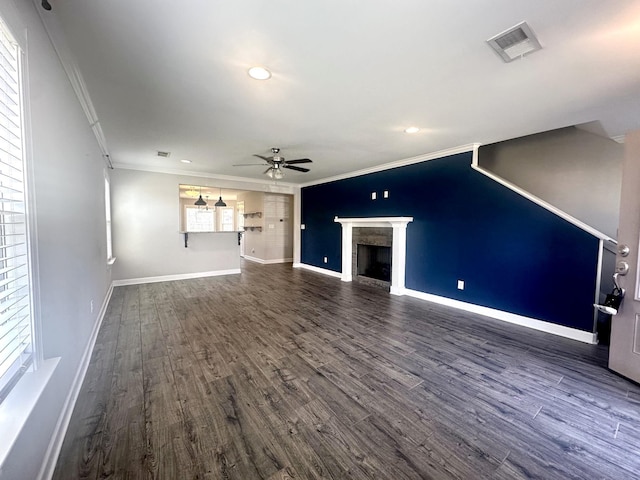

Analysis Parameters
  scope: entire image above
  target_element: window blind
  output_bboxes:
[0,19,31,398]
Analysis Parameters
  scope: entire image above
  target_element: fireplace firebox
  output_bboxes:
[357,244,392,282]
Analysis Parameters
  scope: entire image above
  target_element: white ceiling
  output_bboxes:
[40,0,640,184]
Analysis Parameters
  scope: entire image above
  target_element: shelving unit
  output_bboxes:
[243,212,262,218]
[243,211,263,233]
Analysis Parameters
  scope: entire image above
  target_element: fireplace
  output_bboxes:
[357,244,392,282]
[335,216,413,295]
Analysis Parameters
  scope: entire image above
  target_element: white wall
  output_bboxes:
[0,0,113,478]
[479,127,623,239]
[111,169,245,281]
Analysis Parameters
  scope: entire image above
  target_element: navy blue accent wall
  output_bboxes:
[301,152,600,332]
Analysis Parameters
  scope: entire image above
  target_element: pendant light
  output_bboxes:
[194,186,207,206]
[215,187,227,207]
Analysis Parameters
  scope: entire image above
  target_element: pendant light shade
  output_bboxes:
[194,185,207,206]
[215,188,227,207]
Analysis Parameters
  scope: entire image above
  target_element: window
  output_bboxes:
[185,205,215,232]
[104,174,114,263]
[220,207,234,231]
[0,18,32,400]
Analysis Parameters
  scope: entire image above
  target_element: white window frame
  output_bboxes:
[0,8,60,470]
[0,16,35,401]
[219,206,234,231]
[104,173,115,264]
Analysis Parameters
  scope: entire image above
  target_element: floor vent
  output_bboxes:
[487,21,542,62]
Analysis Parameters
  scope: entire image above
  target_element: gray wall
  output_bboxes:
[479,127,623,239]
[0,0,113,477]
[263,194,293,262]
[238,191,293,262]
[111,169,243,281]
[239,190,265,259]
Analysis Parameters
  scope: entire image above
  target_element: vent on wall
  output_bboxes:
[487,22,542,63]
[157,151,171,158]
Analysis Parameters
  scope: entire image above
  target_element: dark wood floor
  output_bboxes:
[53,261,640,479]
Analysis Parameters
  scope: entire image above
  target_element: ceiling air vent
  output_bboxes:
[157,151,171,158]
[487,21,542,63]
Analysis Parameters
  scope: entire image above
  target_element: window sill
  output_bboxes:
[107,257,116,266]
[0,357,60,469]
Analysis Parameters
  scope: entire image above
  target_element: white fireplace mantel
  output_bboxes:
[334,216,413,295]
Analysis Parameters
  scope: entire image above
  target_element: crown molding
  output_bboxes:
[299,144,480,188]
[111,162,297,192]
[35,0,112,168]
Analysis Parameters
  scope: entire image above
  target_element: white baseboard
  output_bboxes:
[404,288,597,344]
[289,263,596,344]
[37,283,114,480]
[112,269,241,286]
[293,262,342,279]
[243,256,293,265]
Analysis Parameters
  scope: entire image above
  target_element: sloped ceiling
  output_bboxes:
[38,0,640,184]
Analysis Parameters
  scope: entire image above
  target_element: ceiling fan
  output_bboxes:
[233,147,312,179]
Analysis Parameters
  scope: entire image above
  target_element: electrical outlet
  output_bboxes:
[457,280,465,290]
[301,224,306,230]
[90,300,94,313]
[252,248,255,253]
[371,192,377,200]
[323,256,328,263]
[383,190,389,198]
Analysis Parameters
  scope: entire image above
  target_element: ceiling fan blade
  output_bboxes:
[253,154,273,162]
[284,158,312,164]
[263,167,273,175]
[233,163,268,166]
[284,165,310,172]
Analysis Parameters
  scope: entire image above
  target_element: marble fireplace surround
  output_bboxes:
[334,217,414,295]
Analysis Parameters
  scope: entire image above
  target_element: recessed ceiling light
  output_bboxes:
[248,66,272,80]
[404,127,420,134]
[180,159,192,164]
